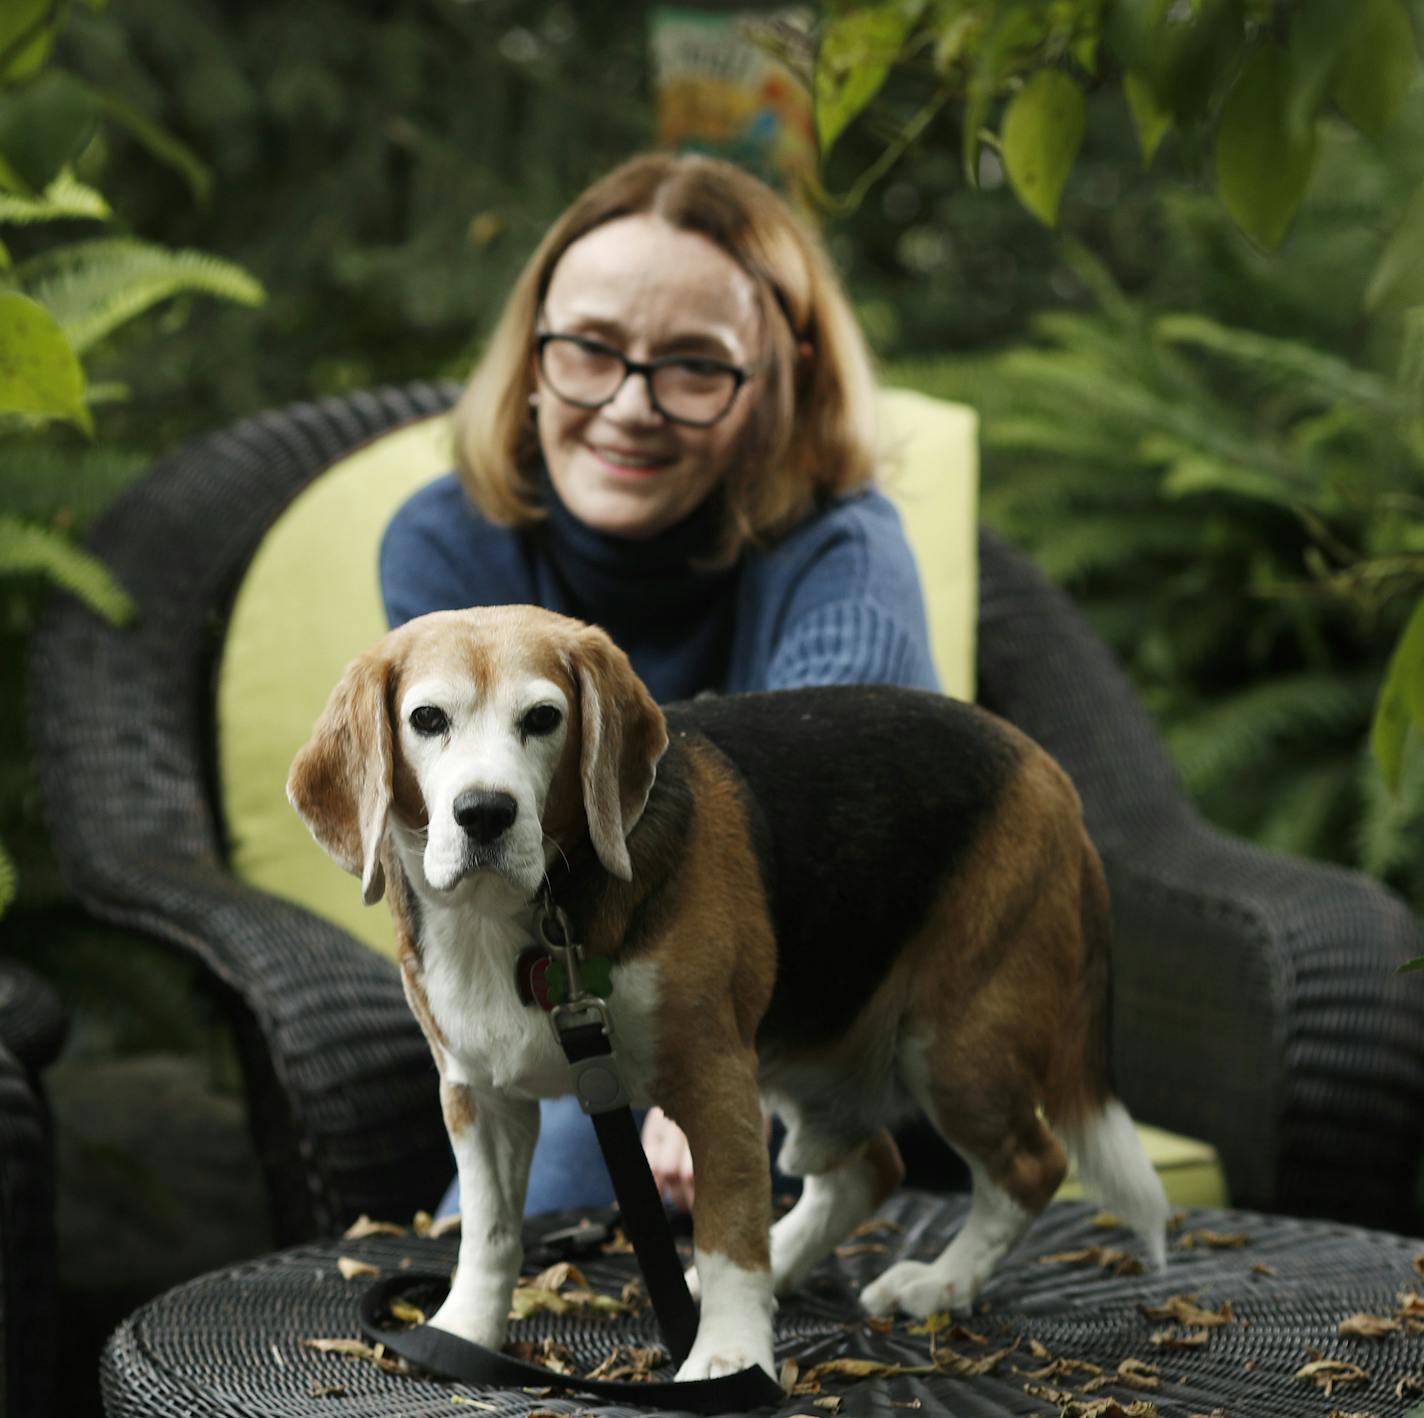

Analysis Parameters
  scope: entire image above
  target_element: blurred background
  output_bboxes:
[1,1,1422,1412]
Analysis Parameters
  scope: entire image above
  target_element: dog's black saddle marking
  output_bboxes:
[667,684,1022,1048]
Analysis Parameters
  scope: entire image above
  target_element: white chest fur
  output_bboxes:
[413,883,664,1104]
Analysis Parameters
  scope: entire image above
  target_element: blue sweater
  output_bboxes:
[379,472,940,699]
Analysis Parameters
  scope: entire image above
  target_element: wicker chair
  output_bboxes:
[0,957,67,1418]
[26,381,1424,1261]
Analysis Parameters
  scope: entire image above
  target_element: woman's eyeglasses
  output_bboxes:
[535,332,751,428]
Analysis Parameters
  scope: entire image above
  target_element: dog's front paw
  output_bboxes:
[675,1327,775,1383]
[859,1260,974,1320]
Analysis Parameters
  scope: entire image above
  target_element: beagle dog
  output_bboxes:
[288,605,1168,1383]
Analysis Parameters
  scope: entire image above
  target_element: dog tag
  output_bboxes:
[514,945,555,1010]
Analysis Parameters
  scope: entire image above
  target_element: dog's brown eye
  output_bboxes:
[409,705,448,736]
[522,704,562,738]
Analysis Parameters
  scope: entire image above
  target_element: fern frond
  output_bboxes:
[1156,314,1402,413]
[1357,735,1424,878]
[1165,672,1377,798]
[0,170,111,226]
[1254,753,1357,859]
[0,442,149,525]
[0,840,14,920]
[0,516,135,624]
[18,238,265,354]
[1030,512,1210,584]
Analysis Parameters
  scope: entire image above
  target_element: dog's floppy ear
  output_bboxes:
[287,651,395,906]
[572,626,668,881]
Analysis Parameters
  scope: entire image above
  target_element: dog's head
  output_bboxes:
[287,606,668,904]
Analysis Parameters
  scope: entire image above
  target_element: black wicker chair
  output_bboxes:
[0,957,67,1418]
[26,381,1424,1267]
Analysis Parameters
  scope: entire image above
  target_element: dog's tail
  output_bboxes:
[1050,842,1169,1270]
[1057,1100,1169,1270]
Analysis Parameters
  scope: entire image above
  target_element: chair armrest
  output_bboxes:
[0,1042,57,1418]
[976,528,1424,1227]
[66,856,448,1243]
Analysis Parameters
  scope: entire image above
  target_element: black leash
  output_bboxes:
[359,901,785,1412]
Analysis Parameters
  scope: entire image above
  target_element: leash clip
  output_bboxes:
[537,903,630,1116]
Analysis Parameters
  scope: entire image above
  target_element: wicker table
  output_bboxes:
[101,1191,1424,1418]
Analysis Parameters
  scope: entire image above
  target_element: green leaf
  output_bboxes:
[962,0,1048,184]
[1397,957,1424,974]
[0,0,59,84]
[1000,69,1085,228]
[0,291,91,433]
[1123,69,1170,165]
[1331,0,1419,141]
[1372,596,1424,793]
[0,70,103,193]
[0,840,14,921]
[1284,0,1356,142]
[815,1,926,158]
[18,237,265,354]
[1366,183,1424,313]
[0,169,110,225]
[1215,43,1317,251]
[0,515,134,622]
[98,91,212,204]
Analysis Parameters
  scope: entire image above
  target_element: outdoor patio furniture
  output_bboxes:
[0,957,66,1418]
[99,1189,1424,1417]
[27,381,1424,1247]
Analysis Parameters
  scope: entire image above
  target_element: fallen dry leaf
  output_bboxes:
[1139,1296,1234,1328]
[1323,1410,1379,1418]
[507,1336,579,1374]
[811,1398,843,1413]
[850,1217,905,1239]
[1295,1357,1370,1397]
[342,1215,405,1240]
[307,1382,347,1398]
[336,1256,379,1281]
[428,1213,461,1239]
[600,1227,635,1255]
[387,1297,426,1326]
[1025,1357,1106,1381]
[794,1357,934,1392]
[1338,1312,1400,1340]
[584,1343,667,1382]
[834,1242,888,1258]
[1249,1262,1276,1277]
[1414,1253,1424,1282]
[779,1358,800,1392]
[411,1210,434,1237]
[933,1344,1014,1379]
[1149,1328,1209,1350]
[1038,1246,1144,1277]
[1082,1358,1159,1392]
[864,1315,895,1335]
[1398,1373,1423,1398]
[1176,1230,1250,1250]
[1028,1338,1053,1360]
[301,1337,409,1375]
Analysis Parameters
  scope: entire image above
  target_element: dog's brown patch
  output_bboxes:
[641,740,777,1271]
[887,741,1099,1210]
[441,1078,474,1139]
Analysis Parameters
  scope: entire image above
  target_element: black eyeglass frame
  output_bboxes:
[534,331,753,429]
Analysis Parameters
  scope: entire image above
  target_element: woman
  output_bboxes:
[380,151,940,1218]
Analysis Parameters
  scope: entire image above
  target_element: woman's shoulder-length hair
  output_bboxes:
[451,151,879,564]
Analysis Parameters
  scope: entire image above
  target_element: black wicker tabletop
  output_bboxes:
[103,1191,1424,1418]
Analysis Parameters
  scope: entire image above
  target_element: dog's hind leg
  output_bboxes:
[770,1126,903,1296]
[860,1047,1067,1319]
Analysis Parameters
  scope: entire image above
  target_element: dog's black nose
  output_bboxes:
[453,789,518,844]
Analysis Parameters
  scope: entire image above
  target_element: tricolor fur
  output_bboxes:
[288,605,1168,1382]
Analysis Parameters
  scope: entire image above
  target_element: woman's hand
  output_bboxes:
[641,1106,696,1212]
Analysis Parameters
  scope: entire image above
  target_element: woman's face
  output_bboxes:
[534,213,765,541]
